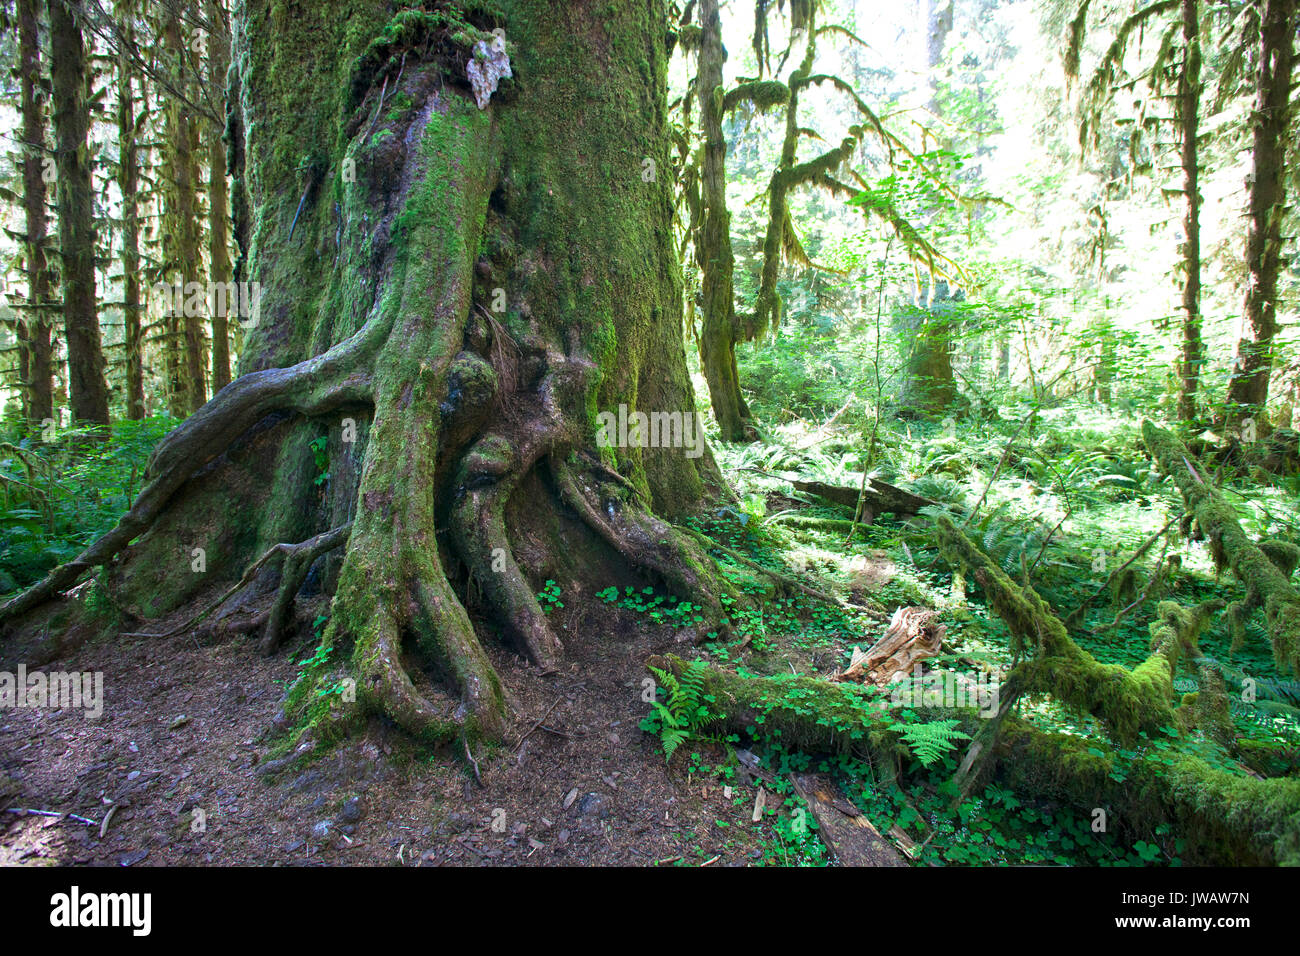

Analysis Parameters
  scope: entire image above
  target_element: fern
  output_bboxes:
[641,662,720,761]
[889,718,970,767]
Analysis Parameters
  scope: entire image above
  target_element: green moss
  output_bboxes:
[998,717,1300,865]
[1143,421,1300,672]
[936,516,1190,744]
[723,80,789,114]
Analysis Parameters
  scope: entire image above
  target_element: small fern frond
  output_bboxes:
[890,718,970,767]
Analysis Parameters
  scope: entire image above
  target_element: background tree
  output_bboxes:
[48,0,110,427]
[15,0,54,427]
[1225,0,1296,429]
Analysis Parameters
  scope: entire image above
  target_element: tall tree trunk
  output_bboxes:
[899,0,959,417]
[207,0,233,394]
[18,0,54,429]
[117,0,145,420]
[1176,0,1203,424]
[48,0,109,428]
[1225,0,1296,429]
[696,0,751,442]
[162,8,206,415]
[902,274,960,413]
[2,0,730,749]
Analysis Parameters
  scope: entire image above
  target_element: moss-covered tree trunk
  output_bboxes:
[48,0,109,428]
[1175,0,1203,424]
[695,0,751,443]
[2,0,728,748]
[18,0,53,428]
[117,0,146,421]
[897,0,959,418]
[900,276,960,415]
[1224,0,1295,428]
[207,0,233,394]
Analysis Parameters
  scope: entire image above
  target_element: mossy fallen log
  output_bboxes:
[995,717,1300,866]
[646,653,909,761]
[1142,420,1300,673]
[790,477,936,517]
[934,515,1198,745]
[645,656,1300,865]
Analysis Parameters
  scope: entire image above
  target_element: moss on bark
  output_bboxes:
[1143,420,1300,672]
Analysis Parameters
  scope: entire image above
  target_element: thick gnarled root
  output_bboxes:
[0,328,380,630]
[451,424,565,671]
[553,458,733,641]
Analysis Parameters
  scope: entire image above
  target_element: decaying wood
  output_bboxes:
[832,606,945,684]
[791,476,937,521]
[789,772,907,866]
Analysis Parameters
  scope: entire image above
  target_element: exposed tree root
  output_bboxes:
[1143,420,1300,672]
[259,524,353,653]
[120,523,352,647]
[553,459,732,640]
[0,324,381,627]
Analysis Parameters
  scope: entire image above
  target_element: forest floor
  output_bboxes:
[0,598,792,867]
[4,404,1300,866]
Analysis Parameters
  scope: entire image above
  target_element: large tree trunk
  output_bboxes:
[696,0,752,443]
[898,0,959,417]
[48,0,109,428]
[900,276,961,414]
[207,0,233,394]
[1175,0,1203,424]
[117,0,146,421]
[1225,0,1295,428]
[2,0,729,748]
[163,8,208,415]
[17,0,53,429]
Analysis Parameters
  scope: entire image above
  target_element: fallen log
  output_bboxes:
[790,477,937,519]
[995,716,1300,866]
[646,654,905,758]
[644,655,1300,865]
[789,772,908,866]
[933,515,1205,745]
[1143,420,1300,673]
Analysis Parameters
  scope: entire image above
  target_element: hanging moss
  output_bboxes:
[1143,421,1300,673]
[722,80,789,114]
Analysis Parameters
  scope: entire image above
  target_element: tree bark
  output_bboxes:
[164,9,207,414]
[207,0,233,394]
[1143,420,1300,672]
[18,0,54,429]
[696,0,752,443]
[898,1,960,417]
[1175,0,1203,424]
[48,0,110,428]
[117,0,145,420]
[1225,0,1296,428]
[2,0,729,750]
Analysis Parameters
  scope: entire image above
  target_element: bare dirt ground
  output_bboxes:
[0,601,777,867]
